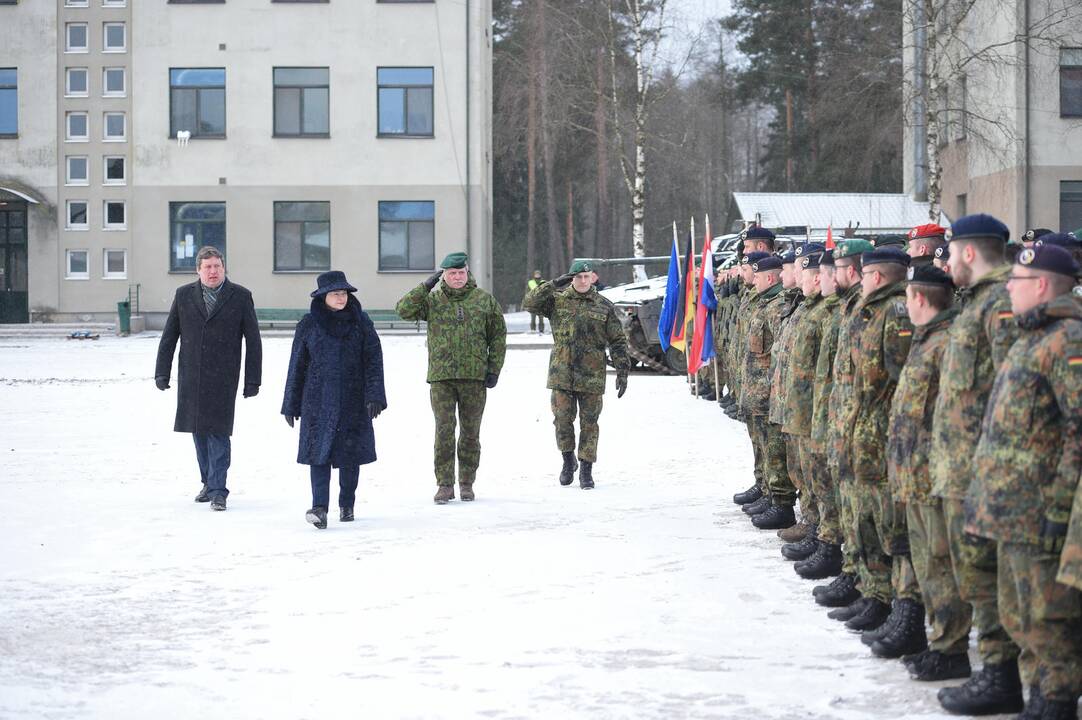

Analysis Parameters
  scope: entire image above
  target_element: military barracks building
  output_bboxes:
[0,0,493,326]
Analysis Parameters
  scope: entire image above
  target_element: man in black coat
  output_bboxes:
[155,246,262,510]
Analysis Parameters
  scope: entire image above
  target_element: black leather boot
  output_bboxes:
[1036,699,1077,720]
[752,503,796,529]
[559,451,578,486]
[782,533,819,561]
[871,599,929,658]
[796,542,843,579]
[828,596,871,622]
[195,483,210,502]
[733,484,762,505]
[815,572,860,606]
[1013,685,1044,720]
[861,600,903,646]
[937,660,1024,716]
[845,598,891,632]
[579,461,594,489]
[907,650,971,682]
[742,495,771,515]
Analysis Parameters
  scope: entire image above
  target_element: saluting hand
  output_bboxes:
[423,270,444,291]
[552,273,575,289]
[616,373,628,399]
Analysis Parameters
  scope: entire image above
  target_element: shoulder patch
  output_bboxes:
[894,301,907,317]
[1069,356,1082,367]
[897,329,913,337]
[996,310,1014,321]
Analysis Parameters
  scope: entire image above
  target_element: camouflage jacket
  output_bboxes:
[850,282,913,484]
[396,277,507,383]
[740,282,785,417]
[811,291,844,447]
[783,292,827,437]
[965,295,1082,544]
[768,288,805,426]
[524,282,630,394]
[887,307,957,503]
[930,264,1021,499]
[827,285,866,469]
[1060,479,1082,591]
[729,285,757,395]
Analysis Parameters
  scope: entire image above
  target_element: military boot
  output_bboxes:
[828,596,871,622]
[195,483,210,503]
[752,503,796,530]
[742,495,771,515]
[1035,700,1076,720]
[579,461,594,489]
[861,600,903,646]
[796,542,843,580]
[937,660,1024,716]
[815,571,860,606]
[871,599,929,658]
[1014,685,1043,720]
[305,506,328,529]
[340,507,354,522]
[433,485,455,504]
[782,533,819,561]
[559,452,578,486]
[907,650,972,682]
[459,483,475,502]
[845,598,891,632]
[778,518,813,543]
[733,484,762,505]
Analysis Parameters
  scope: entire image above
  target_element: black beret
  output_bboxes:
[801,254,823,269]
[795,242,826,258]
[1036,232,1082,250]
[906,265,954,289]
[742,251,770,265]
[782,250,797,264]
[934,245,950,260]
[820,249,835,266]
[949,214,1010,244]
[874,234,907,248]
[752,256,783,273]
[1016,245,1081,277]
[745,226,776,242]
[1022,228,1053,243]
[862,247,911,267]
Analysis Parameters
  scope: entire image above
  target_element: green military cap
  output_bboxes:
[440,252,468,269]
[568,259,595,274]
[834,239,874,259]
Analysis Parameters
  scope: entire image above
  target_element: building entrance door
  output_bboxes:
[0,200,29,323]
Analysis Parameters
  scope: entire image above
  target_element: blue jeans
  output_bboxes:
[310,464,359,510]
[193,434,231,499]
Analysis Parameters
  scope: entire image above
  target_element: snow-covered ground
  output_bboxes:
[0,332,993,719]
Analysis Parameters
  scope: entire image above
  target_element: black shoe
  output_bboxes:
[579,461,594,489]
[815,572,860,606]
[937,660,1024,716]
[210,495,226,511]
[871,599,929,658]
[742,495,771,515]
[903,649,930,670]
[306,506,328,529]
[559,451,578,487]
[782,534,819,561]
[828,596,871,622]
[733,484,763,505]
[861,600,903,646]
[340,507,354,522]
[909,650,972,682]
[752,504,796,530]
[195,483,210,502]
[797,542,843,580]
[845,598,891,632]
[1014,685,1043,720]
[1036,699,1076,720]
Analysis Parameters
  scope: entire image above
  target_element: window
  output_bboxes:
[66,156,89,185]
[273,68,329,137]
[103,200,126,230]
[66,68,89,97]
[103,249,127,279]
[1061,48,1082,117]
[1061,181,1082,232]
[102,0,127,7]
[0,69,15,137]
[170,202,225,271]
[274,202,330,271]
[66,23,89,52]
[377,67,433,137]
[66,112,88,142]
[66,200,89,230]
[955,76,967,141]
[937,84,949,146]
[65,0,90,6]
[104,112,125,141]
[104,156,125,185]
[170,68,226,138]
[956,194,967,219]
[378,201,434,270]
[103,22,125,52]
[103,67,125,97]
[66,250,89,279]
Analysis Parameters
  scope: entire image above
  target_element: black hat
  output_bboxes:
[1016,245,1081,278]
[1022,228,1054,243]
[862,247,911,267]
[742,251,770,265]
[782,250,797,264]
[801,254,823,269]
[907,265,954,289]
[935,245,950,261]
[820,249,835,266]
[1035,232,1082,250]
[874,234,907,249]
[310,270,357,298]
[745,226,776,242]
[753,256,784,273]
[949,214,1010,244]
[795,242,826,258]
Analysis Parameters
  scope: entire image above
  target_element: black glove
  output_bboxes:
[616,373,628,398]
[243,384,259,398]
[367,402,383,420]
[155,376,170,391]
[423,270,443,291]
[284,415,297,428]
[552,273,575,288]
[484,372,499,389]
[1039,515,1069,554]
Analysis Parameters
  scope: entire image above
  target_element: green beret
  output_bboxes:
[569,259,595,274]
[440,252,468,269]
[834,239,874,259]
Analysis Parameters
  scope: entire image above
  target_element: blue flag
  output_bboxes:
[699,267,717,363]
[657,233,681,352]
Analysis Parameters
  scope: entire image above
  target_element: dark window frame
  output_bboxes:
[376,66,435,138]
[0,68,16,138]
[377,200,436,272]
[169,67,226,139]
[272,67,330,138]
[273,201,331,272]
[1060,181,1082,232]
[169,201,227,272]
[166,1,226,4]
[1061,48,1082,118]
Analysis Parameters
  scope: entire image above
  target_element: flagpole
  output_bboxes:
[689,215,698,396]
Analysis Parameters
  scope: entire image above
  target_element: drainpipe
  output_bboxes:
[465,0,473,278]
[1023,0,1031,229]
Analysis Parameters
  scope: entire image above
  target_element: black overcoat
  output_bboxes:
[281,296,387,468]
[155,279,263,436]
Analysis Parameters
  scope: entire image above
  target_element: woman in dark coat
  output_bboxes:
[281,271,387,529]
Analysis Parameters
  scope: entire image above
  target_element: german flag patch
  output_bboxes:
[997,310,1014,321]
[1069,356,1082,367]
[898,329,913,337]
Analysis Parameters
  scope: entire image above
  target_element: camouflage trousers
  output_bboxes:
[745,419,764,490]
[836,456,865,580]
[430,380,487,487]
[551,390,603,463]
[799,438,839,545]
[998,542,1082,701]
[786,433,818,526]
[907,500,972,655]
[852,483,896,604]
[748,416,794,504]
[1057,486,1082,591]
[942,498,1020,665]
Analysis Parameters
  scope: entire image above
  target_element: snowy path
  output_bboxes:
[1,335,987,719]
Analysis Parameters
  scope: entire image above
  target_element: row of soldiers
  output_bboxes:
[706,216,1082,720]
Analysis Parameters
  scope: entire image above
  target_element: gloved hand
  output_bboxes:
[243,384,259,398]
[616,373,628,398]
[1039,514,1069,554]
[552,273,575,289]
[284,415,298,428]
[155,376,170,391]
[484,372,499,389]
[367,402,383,419]
[423,270,444,291]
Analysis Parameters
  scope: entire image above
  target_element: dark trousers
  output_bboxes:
[530,313,545,332]
[193,433,231,499]
[310,464,359,510]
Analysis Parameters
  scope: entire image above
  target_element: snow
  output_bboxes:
[0,332,980,719]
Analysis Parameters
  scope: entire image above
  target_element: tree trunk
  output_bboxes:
[592,46,608,260]
[537,0,565,276]
[630,0,648,280]
[525,25,538,281]
[924,0,942,221]
[566,180,575,263]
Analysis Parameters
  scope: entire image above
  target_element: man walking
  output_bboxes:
[154,246,262,511]
[396,252,506,504]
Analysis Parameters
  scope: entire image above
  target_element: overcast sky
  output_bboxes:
[658,0,735,69]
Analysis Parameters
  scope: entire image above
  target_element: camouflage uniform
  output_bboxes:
[849,281,914,605]
[396,277,507,487]
[524,281,630,463]
[1059,479,1082,590]
[930,264,1021,666]
[773,287,817,525]
[888,307,970,654]
[811,291,843,545]
[966,294,1082,702]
